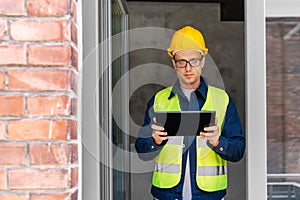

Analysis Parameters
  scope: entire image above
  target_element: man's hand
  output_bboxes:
[151,117,168,145]
[200,117,220,147]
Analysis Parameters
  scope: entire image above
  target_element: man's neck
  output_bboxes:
[180,80,201,89]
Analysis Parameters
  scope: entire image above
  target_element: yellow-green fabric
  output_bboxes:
[152,85,229,191]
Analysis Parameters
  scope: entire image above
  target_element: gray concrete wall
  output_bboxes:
[128,2,245,199]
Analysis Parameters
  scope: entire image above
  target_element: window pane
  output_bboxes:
[112,1,130,200]
[266,17,300,199]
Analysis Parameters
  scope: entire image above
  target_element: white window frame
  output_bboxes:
[266,0,300,17]
[247,0,300,199]
[246,0,267,199]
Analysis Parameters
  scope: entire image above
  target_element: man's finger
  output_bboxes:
[155,131,167,136]
[151,124,165,131]
[204,126,218,132]
[153,117,157,124]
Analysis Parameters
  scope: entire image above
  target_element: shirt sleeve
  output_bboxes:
[208,96,246,162]
[135,95,164,161]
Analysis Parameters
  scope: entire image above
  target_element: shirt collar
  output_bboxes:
[168,76,208,100]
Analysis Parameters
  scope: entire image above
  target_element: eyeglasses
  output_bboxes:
[173,56,204,69]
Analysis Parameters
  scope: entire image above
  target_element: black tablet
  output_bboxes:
[155,111,216,136]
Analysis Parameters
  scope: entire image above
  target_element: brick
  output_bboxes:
[27,0,69,17]
[28,45,71,66]
[71,167,78,187]
[71,46,78,70]
[71,190,77,200]
[27,95,71,116]
[285,119,300,138]
[285,144,300,173]
[71,98,77,116]
[0,194,26,200]
[71,144,78,164]
[0,94,24,116]
[8,70,70,91]
[0,120,6,140]
[0,44,26,65]
[8,120,68,141]
[267,116,284,141]
[0,0,25,16]
[0,19,7,40]
[10,20,70,42]
[0,71,6,90]
[0,144,26,165]
[9,168,69,189]
[70,0,77,23]
[267,142,284,173]
[69,120,77,139]
[0,168,7,190]
[71,22,77,46]
[30,144,71,165]
[69,71,78,93]
[31,193,70,200]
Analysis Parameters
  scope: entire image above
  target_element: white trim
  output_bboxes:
[246,0,267,199]
[267,182,300,187]
[268,173,300,177]
[81,0,101,199]
[266,0,300,17]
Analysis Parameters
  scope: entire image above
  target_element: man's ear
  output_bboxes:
[201,57,206,68]
[171,58,176,69]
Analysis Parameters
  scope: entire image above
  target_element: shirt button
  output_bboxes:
[151,145,155,149]
[219,147,224,152]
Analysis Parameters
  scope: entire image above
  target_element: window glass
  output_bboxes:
[112,0,130,199]
[266,17,300,199]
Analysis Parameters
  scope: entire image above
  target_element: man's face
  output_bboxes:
[172,50,205,89]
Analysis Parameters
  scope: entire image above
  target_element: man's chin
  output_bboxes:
[184,78,195,84]
[181,80,197,87]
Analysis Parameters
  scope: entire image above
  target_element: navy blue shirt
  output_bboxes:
[135,78,245,200]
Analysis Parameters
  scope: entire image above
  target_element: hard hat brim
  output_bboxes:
[167,48,208,58]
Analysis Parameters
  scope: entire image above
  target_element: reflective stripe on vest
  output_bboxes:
[155,163,181,174]
[152,85,229,191]
[198,165,227,176]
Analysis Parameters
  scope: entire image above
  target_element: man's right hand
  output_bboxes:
[151,117,168,145]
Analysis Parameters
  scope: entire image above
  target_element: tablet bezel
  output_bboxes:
[155,110,216,137]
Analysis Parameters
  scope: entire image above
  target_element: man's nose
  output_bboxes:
[185,63,192,71]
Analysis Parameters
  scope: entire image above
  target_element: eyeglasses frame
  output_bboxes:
[172,55,205,69]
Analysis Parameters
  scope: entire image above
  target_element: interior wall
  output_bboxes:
[128,2,245,199]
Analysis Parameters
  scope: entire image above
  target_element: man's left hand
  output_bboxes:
[200,117,220,147]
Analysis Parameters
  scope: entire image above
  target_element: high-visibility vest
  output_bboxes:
[152,85,229,192]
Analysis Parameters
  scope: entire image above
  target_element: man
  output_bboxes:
[135,25,245,200]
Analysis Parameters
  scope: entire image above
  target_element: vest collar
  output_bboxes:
[169,76,208,100]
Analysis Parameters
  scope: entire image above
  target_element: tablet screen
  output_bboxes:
[155,111,216,136]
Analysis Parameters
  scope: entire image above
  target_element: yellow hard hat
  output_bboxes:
[167,26,208,57]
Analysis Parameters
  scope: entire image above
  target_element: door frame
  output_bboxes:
[80,0,268,199]
[245,0,267,198]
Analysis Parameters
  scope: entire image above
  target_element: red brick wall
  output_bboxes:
[266,17,300,175]
[0,0,78,199]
